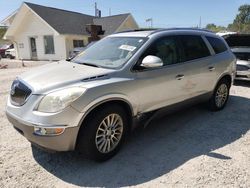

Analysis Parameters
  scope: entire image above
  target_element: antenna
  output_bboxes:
[94,2,101,17]
[146,18,153,28]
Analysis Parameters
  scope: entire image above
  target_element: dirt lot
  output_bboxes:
[0,63,250,188]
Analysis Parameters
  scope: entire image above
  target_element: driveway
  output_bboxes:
[0,65,250,187]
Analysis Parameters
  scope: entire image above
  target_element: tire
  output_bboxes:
[76,104,129,162]
[208,78,230,111]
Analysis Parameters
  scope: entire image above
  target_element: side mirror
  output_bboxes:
[141,55,163,68]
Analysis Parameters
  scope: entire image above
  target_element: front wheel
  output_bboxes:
[208,79,230,111]
[76,105,128,161]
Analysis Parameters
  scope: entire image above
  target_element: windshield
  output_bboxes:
[73,37,147,69]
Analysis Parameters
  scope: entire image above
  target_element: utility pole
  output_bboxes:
[199,16,202,29]
[109,8,111,16]
[95,2,97,17]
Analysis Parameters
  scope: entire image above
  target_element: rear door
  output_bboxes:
[177,35,215,97]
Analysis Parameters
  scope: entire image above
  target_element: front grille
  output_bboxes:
[10,80,32,106]
[236,64,249,71]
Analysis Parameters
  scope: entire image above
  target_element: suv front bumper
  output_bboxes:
[6,111,80,151]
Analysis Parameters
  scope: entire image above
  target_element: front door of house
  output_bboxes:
[30,37,37,59]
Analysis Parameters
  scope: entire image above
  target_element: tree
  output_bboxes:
[235,4,250,25]
[0,27,7,39]
[205,24,226,32]
[229,4,250,33]
[0,27,7,45]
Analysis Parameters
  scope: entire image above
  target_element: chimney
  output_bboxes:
[86,24,104,42]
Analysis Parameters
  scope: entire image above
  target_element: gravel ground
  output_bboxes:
[0,59,50,69]
[0,64,250,188]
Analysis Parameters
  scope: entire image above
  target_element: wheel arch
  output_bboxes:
[214,73,232,90]
[76,97,135,136]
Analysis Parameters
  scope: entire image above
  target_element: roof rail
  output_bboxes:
[150,28,214,35]
[115,28,214,35]
[115,28,158,34]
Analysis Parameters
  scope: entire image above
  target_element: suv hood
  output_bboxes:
[18,60,115,94]
[237,59,250,66]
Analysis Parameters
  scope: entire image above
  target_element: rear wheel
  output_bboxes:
[77,104,128,161]
[208,78,230,111]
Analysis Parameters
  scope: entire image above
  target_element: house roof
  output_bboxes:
[93,14,130,35]
[25,2,94,35]
[24,2,131,36]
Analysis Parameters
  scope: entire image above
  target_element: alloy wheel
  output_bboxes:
[215,84,228,108]
[95,113,123,153]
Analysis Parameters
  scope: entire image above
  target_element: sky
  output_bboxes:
[0,0,249,28]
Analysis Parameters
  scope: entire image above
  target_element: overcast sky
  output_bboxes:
[0,0,249,28]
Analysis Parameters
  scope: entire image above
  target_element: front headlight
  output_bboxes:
[37,87,86,113]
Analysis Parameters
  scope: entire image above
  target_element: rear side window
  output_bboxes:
[206,36,227,54]
[179,35,211,61]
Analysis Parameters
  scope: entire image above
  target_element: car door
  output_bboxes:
[177,35,216,97]
[133,36,191,113]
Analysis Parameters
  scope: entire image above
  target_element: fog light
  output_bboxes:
[34,127,65,136]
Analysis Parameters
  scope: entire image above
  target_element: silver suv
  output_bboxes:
[6,29,236,161]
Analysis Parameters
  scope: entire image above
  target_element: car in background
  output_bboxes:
[5,48,16,59]
[0,44,14,58]
[223,34,250,81]
[68,47,86,60]
[67,42,96,61]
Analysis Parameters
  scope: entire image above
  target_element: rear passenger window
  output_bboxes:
[206,36,227,54]
[179,35,211,61]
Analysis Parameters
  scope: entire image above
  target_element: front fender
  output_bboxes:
[71,92,138,117]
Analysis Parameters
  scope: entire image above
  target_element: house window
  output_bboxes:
[44,35,55,54]
[73,40,84,48]
[18,43,24,48]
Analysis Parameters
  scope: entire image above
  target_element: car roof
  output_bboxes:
[110,28,216,38]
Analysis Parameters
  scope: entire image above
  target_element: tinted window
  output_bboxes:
[206,36,227,54]
[224,35,250,47]
[140,36,181,66]
[179,35,210,61]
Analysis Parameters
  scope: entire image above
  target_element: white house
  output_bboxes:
[2,2,139,60]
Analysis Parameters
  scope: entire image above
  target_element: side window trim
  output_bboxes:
[202,35,216,55]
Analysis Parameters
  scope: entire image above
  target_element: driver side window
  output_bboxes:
[138,36,180,69]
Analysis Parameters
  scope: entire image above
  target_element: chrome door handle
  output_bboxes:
[176,74,184,80]
[208,66,215,71]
